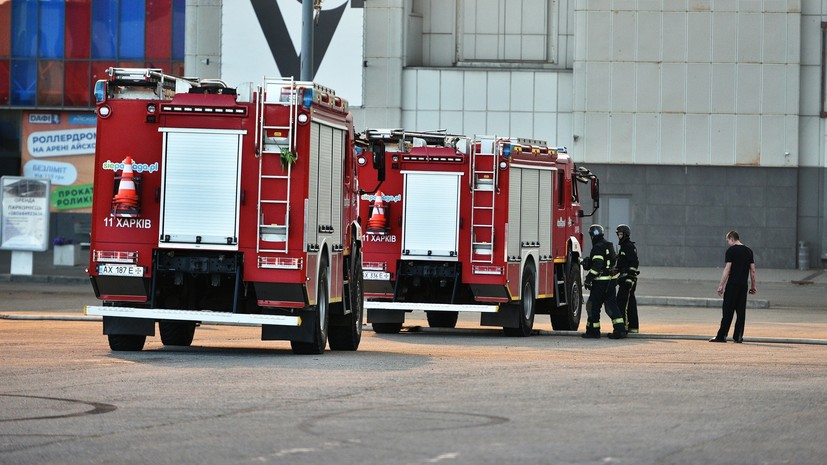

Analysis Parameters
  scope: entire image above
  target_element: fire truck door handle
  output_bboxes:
[459,217,463,228]
[241,189,246,205]
[155,187,160,202]
[398,216,402,226]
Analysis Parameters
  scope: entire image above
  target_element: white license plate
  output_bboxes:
[98,264,144,277]
[363,271,390,281]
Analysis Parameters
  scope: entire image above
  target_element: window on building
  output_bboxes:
[458,0,554,64]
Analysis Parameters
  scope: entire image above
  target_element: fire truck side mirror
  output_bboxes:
[590,178,600,211]
[372,142,386,182]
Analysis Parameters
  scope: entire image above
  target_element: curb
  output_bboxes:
[0,274,89,285]
[636,295,770,309]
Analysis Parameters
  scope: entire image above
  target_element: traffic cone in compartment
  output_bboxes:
[366,191,388,233]
[111,156,140,217]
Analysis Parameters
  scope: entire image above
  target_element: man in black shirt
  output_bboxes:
[710,230,757,343]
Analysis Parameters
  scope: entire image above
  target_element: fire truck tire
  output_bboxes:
[503,266,536,337]
[550,263,583,331]
[291,260,330,355]
[372,322,403,334]
[426,311,459,328]
[159,321,196,347]
[329,251,364,351]
[107,334,146,351]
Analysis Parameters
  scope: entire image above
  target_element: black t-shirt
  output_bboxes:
[725,244,754,287]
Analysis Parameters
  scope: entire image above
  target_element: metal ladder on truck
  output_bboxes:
[470,137,497,263]
[255,77,299,253]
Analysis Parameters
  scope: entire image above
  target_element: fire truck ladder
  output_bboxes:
[470,137,497,263]
[256,77,299,253]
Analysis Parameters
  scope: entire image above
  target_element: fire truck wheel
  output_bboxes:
[291,260,330,355]
[329,251,364,351]
[107,334,146,351]
[372,322,403,334]
[159,321,196,347]
[426,311,459,328]
[503,266,536,337]
[550,262,583,331]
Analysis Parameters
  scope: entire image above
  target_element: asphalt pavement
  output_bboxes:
[2,247,826,314]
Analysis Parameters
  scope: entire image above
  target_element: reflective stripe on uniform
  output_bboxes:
[612,318,625,325]
[586,321,601,328]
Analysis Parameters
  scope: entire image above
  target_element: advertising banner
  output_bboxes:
[0,177,51,251]
[21,111,96,212]
[222,0,364,106]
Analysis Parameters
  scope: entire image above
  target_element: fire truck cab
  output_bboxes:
[356,129,599,336]
[85,68,367,354]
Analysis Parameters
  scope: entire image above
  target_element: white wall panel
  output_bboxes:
[610,112,634,163]
[686,114,711,165]
[686,64,711,114]
[510,72,535,111]
[634,113,659,164]
[711,63,736,113]
[712,13,737,63]
[486,73,510,111]
[735,115,761,165]
[662,12,687,63]
[463,72,487,111]
[535,72,559,112]
[687,12,711,63]
[761,115,788,166]
[611,62,635,111]
[737,13,762,63]
[661,114,686,164]
[710,114,735,165]
[612,10,635,61]
[636,63,660,113]
[763,13,788,63]
[637,11,662,62]
[440,71,464,111]
[585,62,611,112]
[761,64,787,115]
[416,70,440,110]
[736,63,761,114]
[662,63,687,113]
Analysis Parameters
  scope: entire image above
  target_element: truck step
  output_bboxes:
[84,306,300,327]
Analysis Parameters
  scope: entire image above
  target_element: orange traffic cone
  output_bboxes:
[111,156,140,217]
[366,191,388,232]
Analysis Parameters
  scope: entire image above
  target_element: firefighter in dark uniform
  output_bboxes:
[582,224,627,339]
[615,224,640,333]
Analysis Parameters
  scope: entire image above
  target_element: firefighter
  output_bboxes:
[615,224,640,333]
[581,224,626,339]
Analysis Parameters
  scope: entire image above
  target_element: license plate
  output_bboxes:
[363,271,390,281]
[98,264,144,277]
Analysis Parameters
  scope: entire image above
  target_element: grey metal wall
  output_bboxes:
[588,164,798,269]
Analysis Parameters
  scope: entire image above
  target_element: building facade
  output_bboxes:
[0,0,186,243]
[3,0,827,269]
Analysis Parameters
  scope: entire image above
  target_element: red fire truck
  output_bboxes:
[85,68,368,354]
[355,129,599,336]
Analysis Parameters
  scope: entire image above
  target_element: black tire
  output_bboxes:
[503,266,536,337]
[108,334,146,351]
[372,322,403,334]
[159,321,196,347]
[550,262,583,331]
[291,260,330,354]
[329,250,364,351]
[426,311,459,328]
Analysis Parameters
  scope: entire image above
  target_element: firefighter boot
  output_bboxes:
[582,321,601,339]
[607,318,627,339]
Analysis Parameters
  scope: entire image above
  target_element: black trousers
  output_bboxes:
[617,277,638,330]
[716,283,748,341]
[586,278,623,327]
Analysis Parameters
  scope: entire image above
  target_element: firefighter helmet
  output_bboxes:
[616,224,631,238]
[588,224,604,240]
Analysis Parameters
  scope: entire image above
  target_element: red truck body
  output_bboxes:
[85,68,366,354]
[355,130,598,335]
